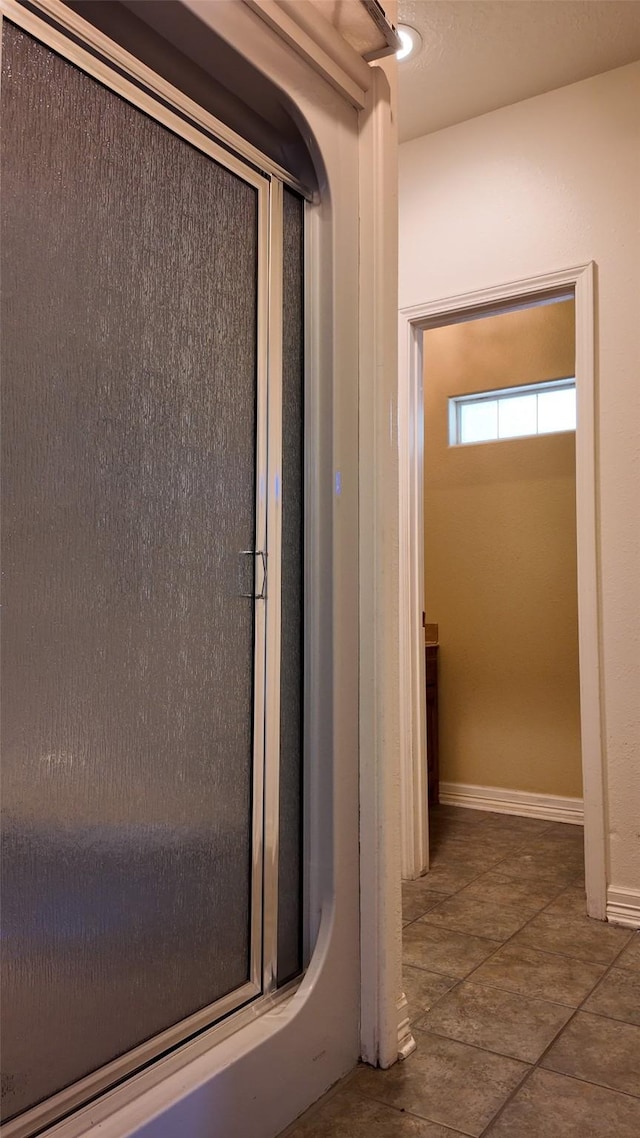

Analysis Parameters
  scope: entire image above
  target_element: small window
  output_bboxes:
[449,379,576,446]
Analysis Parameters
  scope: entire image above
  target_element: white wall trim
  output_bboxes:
[358,59,404,1071]
[396,993,416,1061]
[398,304,428,880]
[439,782,584,825]
[606,888,640,930]
[398,263,608,920]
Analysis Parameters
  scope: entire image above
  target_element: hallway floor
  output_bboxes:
[283,805,640,1137]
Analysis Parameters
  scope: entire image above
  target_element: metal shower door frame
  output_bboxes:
[0,1,287,1133]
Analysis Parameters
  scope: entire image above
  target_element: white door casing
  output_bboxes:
[398,263,607,919]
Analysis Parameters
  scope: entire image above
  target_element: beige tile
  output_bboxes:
[495,851,579,885]
[518,823,583,844]
[416,981,572,1062]
[536,822,584,840]
[512,905,633,966]
[503,844,584,872]
[428,823,512,851]
[402,876,449,902]
[533,831,584,850]
[285,1088,463,1138]
[417,859,489,894]
[541,1011,640,1097]
[428,854,508,879]
[583,967,640,1026]
[427,819,483,842]
[523,847,584,871]
[419,894,531,941]
[431,838,529,869]
[533,884,590,920]
[403,922,498,978]
[402,874,447,896]
[354,1030,529,1137]
[433,819,527,845]
[617,933,640,972]
[513,842,584,868]
[476,814,553,835]
[486,831,541,853]
[402,882,449,923]
[485,1067,640,1138]
[403,966,457,1015]
[459,810,508,824]
[430,805,485,825]
[429,833,512,860]
[459,870,566,912]
[543,885,588,915]
[470,942,606,1006]
[519,855,583,878]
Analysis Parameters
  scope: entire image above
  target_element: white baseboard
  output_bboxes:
[397,993,416,1061]
[438,782,584,826]
[606,888,640,929]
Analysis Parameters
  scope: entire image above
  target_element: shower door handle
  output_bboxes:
[239,550,267,600]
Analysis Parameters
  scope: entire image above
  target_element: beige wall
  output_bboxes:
[423,300,582,797]
[400,60,640,896]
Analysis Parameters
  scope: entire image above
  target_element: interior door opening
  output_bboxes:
[422,295,582,823]
[398,266,606,926]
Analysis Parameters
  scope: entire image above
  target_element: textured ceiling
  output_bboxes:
[398,0,640,141]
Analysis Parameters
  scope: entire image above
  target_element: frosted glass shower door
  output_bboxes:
[1,19,268,1126]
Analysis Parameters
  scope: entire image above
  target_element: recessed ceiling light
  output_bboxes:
[396,24,422,62]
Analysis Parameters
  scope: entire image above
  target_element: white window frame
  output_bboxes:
[449,377,576,446]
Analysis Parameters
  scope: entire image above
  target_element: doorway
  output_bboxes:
[423,296,581,817]
[398,265,607,922]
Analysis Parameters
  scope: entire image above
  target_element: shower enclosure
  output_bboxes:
[1,6,304,1132]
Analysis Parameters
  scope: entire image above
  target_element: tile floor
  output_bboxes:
[282,805,640,1137]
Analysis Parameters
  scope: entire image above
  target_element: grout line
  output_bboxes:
[357,1033,535,1138]
[398,824,596,1133]
[289,814,633,1135]
[399,812,636,1137]
[417,908,631,1013]
[402,830,582,984]
[453,886,596,982]
[346,1084,478,1137]
[418,976,583,1014]
[405,849,562,910]
[406,893,580,1030]
[496,1062,640,1104]
[411,1021,536,1066]
[576,1005,640,1026]
[469,933,627,970]
[479,939,640,1133]
[414,810,637,1137]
